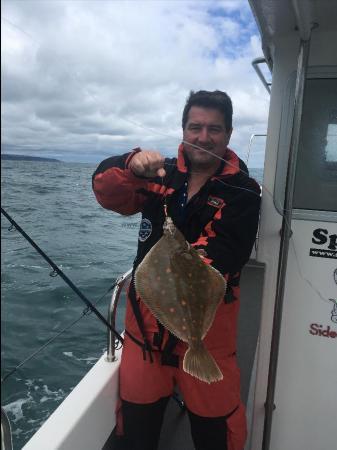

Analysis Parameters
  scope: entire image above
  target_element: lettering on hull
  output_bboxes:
[310,228,337,259]
[309,323,337,339]
[307,242,337,335]
[310,248,337,259]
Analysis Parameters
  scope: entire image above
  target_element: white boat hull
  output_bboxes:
[23,349,121,450]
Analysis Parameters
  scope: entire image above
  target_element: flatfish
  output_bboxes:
[135,216,227,383]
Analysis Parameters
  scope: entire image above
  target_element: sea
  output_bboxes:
[1,159,263,449]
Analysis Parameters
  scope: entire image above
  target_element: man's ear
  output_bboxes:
[227,127,233,143]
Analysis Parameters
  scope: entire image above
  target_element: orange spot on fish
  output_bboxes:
[181,300,187,306]
[182,325,187,331]
[169,308,175,313]
[166,267,172,273]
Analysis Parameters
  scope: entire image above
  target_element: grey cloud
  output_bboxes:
[2,0,269,167]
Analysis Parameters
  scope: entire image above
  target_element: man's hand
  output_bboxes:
[129,150,166,178]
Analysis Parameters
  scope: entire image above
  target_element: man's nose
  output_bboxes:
[198,126,210,142]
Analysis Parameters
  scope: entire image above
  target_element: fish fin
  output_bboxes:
[183,343,223,384]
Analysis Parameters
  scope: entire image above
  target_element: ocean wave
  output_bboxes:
[78,213,96,220]
[5,264,45,270]
[28,186,62,194]
[63,351,100,365]
[2,378,70,445]
[3,397,33,424]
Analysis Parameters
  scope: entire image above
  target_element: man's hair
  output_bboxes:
[182,90,233,132]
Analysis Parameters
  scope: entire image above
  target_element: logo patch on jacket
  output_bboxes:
[139,218,152,242]
[207,196,225,208]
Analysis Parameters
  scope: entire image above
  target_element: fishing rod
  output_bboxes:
[1,207,124,344]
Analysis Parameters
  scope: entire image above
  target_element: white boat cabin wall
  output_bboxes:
[248,1,337,449]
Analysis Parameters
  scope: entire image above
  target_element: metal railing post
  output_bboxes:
[252,57,271,94]
[106,269,132,362]
[246,133,267,165]
[1,408,13,450]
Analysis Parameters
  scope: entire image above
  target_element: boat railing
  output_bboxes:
[252,57,271,94]
[1,407,13,450]
[246,133,267,166]
[106,268,133,362]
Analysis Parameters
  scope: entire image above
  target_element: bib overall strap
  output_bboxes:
[128,277,154,363]
[161,332,179,368]
[153,320,165,351]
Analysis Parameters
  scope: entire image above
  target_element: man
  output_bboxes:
[92,90,261,450]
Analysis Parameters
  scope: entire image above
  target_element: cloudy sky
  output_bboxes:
[2,0,270,167]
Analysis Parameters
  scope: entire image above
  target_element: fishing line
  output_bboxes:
[1,207,124,344]
[163,161,260,197]
[1,16,36,41]
[1,281,117,384]
[2,310,90,384]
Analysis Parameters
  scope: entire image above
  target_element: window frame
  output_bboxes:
[274,65,337,222]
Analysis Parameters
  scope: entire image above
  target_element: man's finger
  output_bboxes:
[157,167,166,178]
[130,150,165,177]
[130,158,145,176]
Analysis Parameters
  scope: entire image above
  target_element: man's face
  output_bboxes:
[183,106,232,170]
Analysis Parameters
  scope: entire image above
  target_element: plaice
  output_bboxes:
[135,216,227,383]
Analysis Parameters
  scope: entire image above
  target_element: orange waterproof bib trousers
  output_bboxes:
[116,335,247,450]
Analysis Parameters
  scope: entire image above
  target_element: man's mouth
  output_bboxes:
[196,147,214,155]
[190,143,214,153]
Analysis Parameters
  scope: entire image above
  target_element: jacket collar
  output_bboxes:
[177,143,241,178]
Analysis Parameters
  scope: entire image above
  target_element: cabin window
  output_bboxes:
[325,121,337,163]
[293,78,337,212]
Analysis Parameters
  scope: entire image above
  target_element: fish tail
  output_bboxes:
[183,343,223,384]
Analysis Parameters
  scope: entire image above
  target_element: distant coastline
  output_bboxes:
[1,154,61,162]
